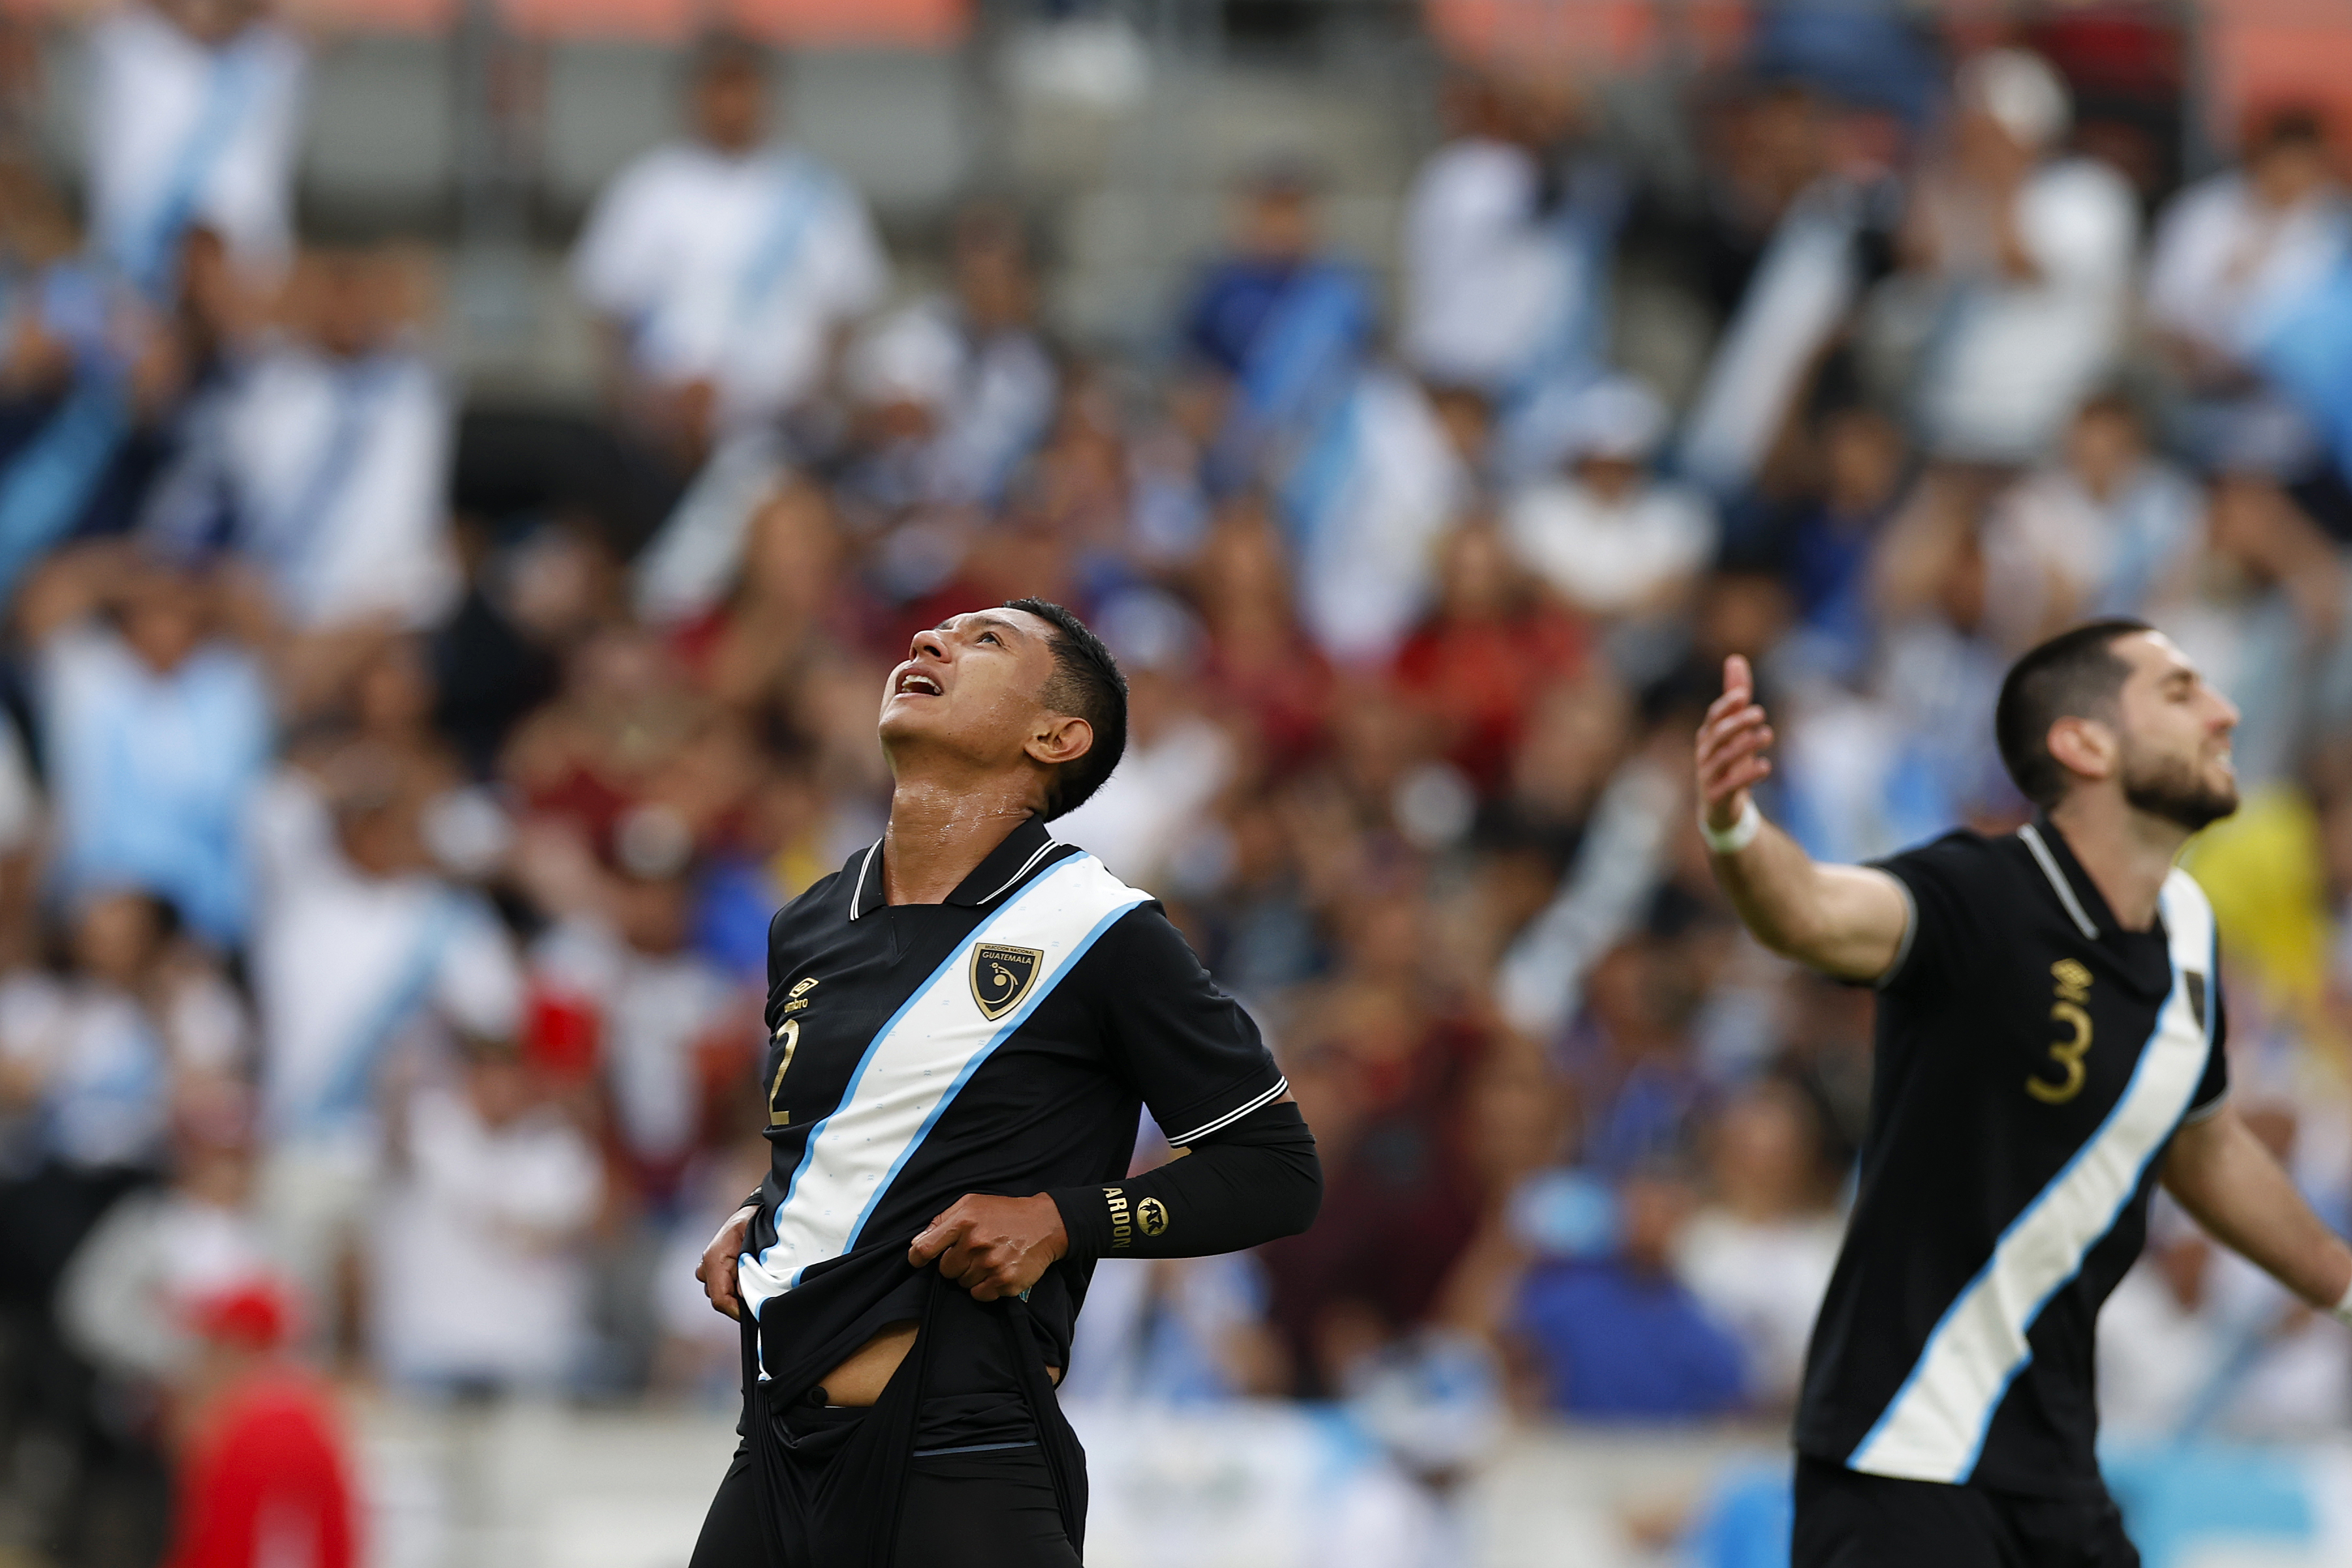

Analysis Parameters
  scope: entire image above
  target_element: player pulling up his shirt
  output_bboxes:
[687,599,1319,1568]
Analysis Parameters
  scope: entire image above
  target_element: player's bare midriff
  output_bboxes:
[815,1319,1063,1406]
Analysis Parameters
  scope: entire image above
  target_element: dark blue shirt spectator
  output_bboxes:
[1516,1172,1749,1419]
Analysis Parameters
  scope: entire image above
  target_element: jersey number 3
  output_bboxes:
[2029,1001,2092,1105]
[768,1018,800,1127]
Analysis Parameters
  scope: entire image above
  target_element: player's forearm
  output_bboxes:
[2165,1107,2352,1309]
[1708,818,1904,982]
[1048,1103,1321,1262]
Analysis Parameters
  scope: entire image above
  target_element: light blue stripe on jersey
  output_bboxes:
[738,852,1149,1323]
[1845,870,2218,1483]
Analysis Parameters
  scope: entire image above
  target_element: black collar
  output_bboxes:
[848,813,1062,920]
[2018,813,2122,941]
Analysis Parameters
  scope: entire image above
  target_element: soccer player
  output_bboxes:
[1695,619,2352,1567]
[685,599,1321,1567]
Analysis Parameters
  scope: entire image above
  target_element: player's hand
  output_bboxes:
[696,1204,759,1320]
[1695,653,1774,832]
[909,1194,1068,1301]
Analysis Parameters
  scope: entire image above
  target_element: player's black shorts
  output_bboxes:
[1794,1456,2140,1568]
[689,1428,1078,1568]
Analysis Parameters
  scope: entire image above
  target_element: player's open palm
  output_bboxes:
[1695,653,1774,832]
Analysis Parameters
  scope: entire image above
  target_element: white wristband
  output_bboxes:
[1699,798,1763,856]
[2332,1278,2352,1329]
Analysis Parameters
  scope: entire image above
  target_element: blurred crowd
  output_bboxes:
[5,0,2352,1563]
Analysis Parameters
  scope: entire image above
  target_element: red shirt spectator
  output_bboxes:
[164,1283,359,1568]
[1392,522,1588,796]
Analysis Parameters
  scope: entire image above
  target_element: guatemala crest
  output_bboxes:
[970,944,1044,1022]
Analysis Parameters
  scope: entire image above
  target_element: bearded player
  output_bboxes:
[1695,618,2352,1566]
[686,598,1320,1567]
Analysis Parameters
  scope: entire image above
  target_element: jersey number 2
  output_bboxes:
[2028,1002,2092,1105]
[768,1018,800,1127]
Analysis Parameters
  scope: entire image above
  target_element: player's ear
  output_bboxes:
[1025,715,1093,770]
[2045,715,2118,784]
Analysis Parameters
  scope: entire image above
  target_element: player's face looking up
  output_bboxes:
[2047,631,2240,831]
[877,608,1094,806]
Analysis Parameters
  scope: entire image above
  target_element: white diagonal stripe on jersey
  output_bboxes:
[737,853,1149,1321]
[1846,869,2217,1484]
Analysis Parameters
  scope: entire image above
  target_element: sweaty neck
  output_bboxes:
[2045,792,2190,933]
[880,770,1043,905]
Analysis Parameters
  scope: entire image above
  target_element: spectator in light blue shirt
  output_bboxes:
[21,542,271,944]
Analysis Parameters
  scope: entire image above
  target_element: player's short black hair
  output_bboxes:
[1994,618,2153,809]
[1005,597,1127,820]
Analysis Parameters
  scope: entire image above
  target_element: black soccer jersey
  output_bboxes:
[1793,817,2227,1500]
[734,813,1288,1402]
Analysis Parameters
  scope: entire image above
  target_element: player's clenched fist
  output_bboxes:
[1695,653,1775,832]
[909,1193,1069,1300]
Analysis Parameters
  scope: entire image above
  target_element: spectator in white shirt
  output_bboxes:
[571,34,888,465]
[1672,1080,1843,1413]
[57,1081,270,1398]
[844,204,1057,514]
[18,544,273,945]
[0,887,247,1182]
[371,1037,601,1393]
[2146,109,2351,475]
[84,0,306,296]
[1977,393,2206,650]
[1504,377,1717,625]
[247,749,525,1353]
[215,246,460,633]
[1402,71,1603,410]
[1904,50,2139,467]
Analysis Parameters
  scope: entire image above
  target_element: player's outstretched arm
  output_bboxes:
[1695,654,1912,983]
[2163,1104,2352,1313]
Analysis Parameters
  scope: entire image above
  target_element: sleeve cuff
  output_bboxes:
[1872,873,1919,991]
[1163,1076,1289,1147]
[2180,1092,2229,1126]
[1047,1185,1118,1262]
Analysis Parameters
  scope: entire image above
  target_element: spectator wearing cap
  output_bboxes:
[161,1275,358,1568]
[84,0,306,298]
[17,544,273,945]
[571,33,888,467]
[1902,48,2139,467]
[371,1035,601,1394]
[245,747,524,1350]
[1503,377,1718,631]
